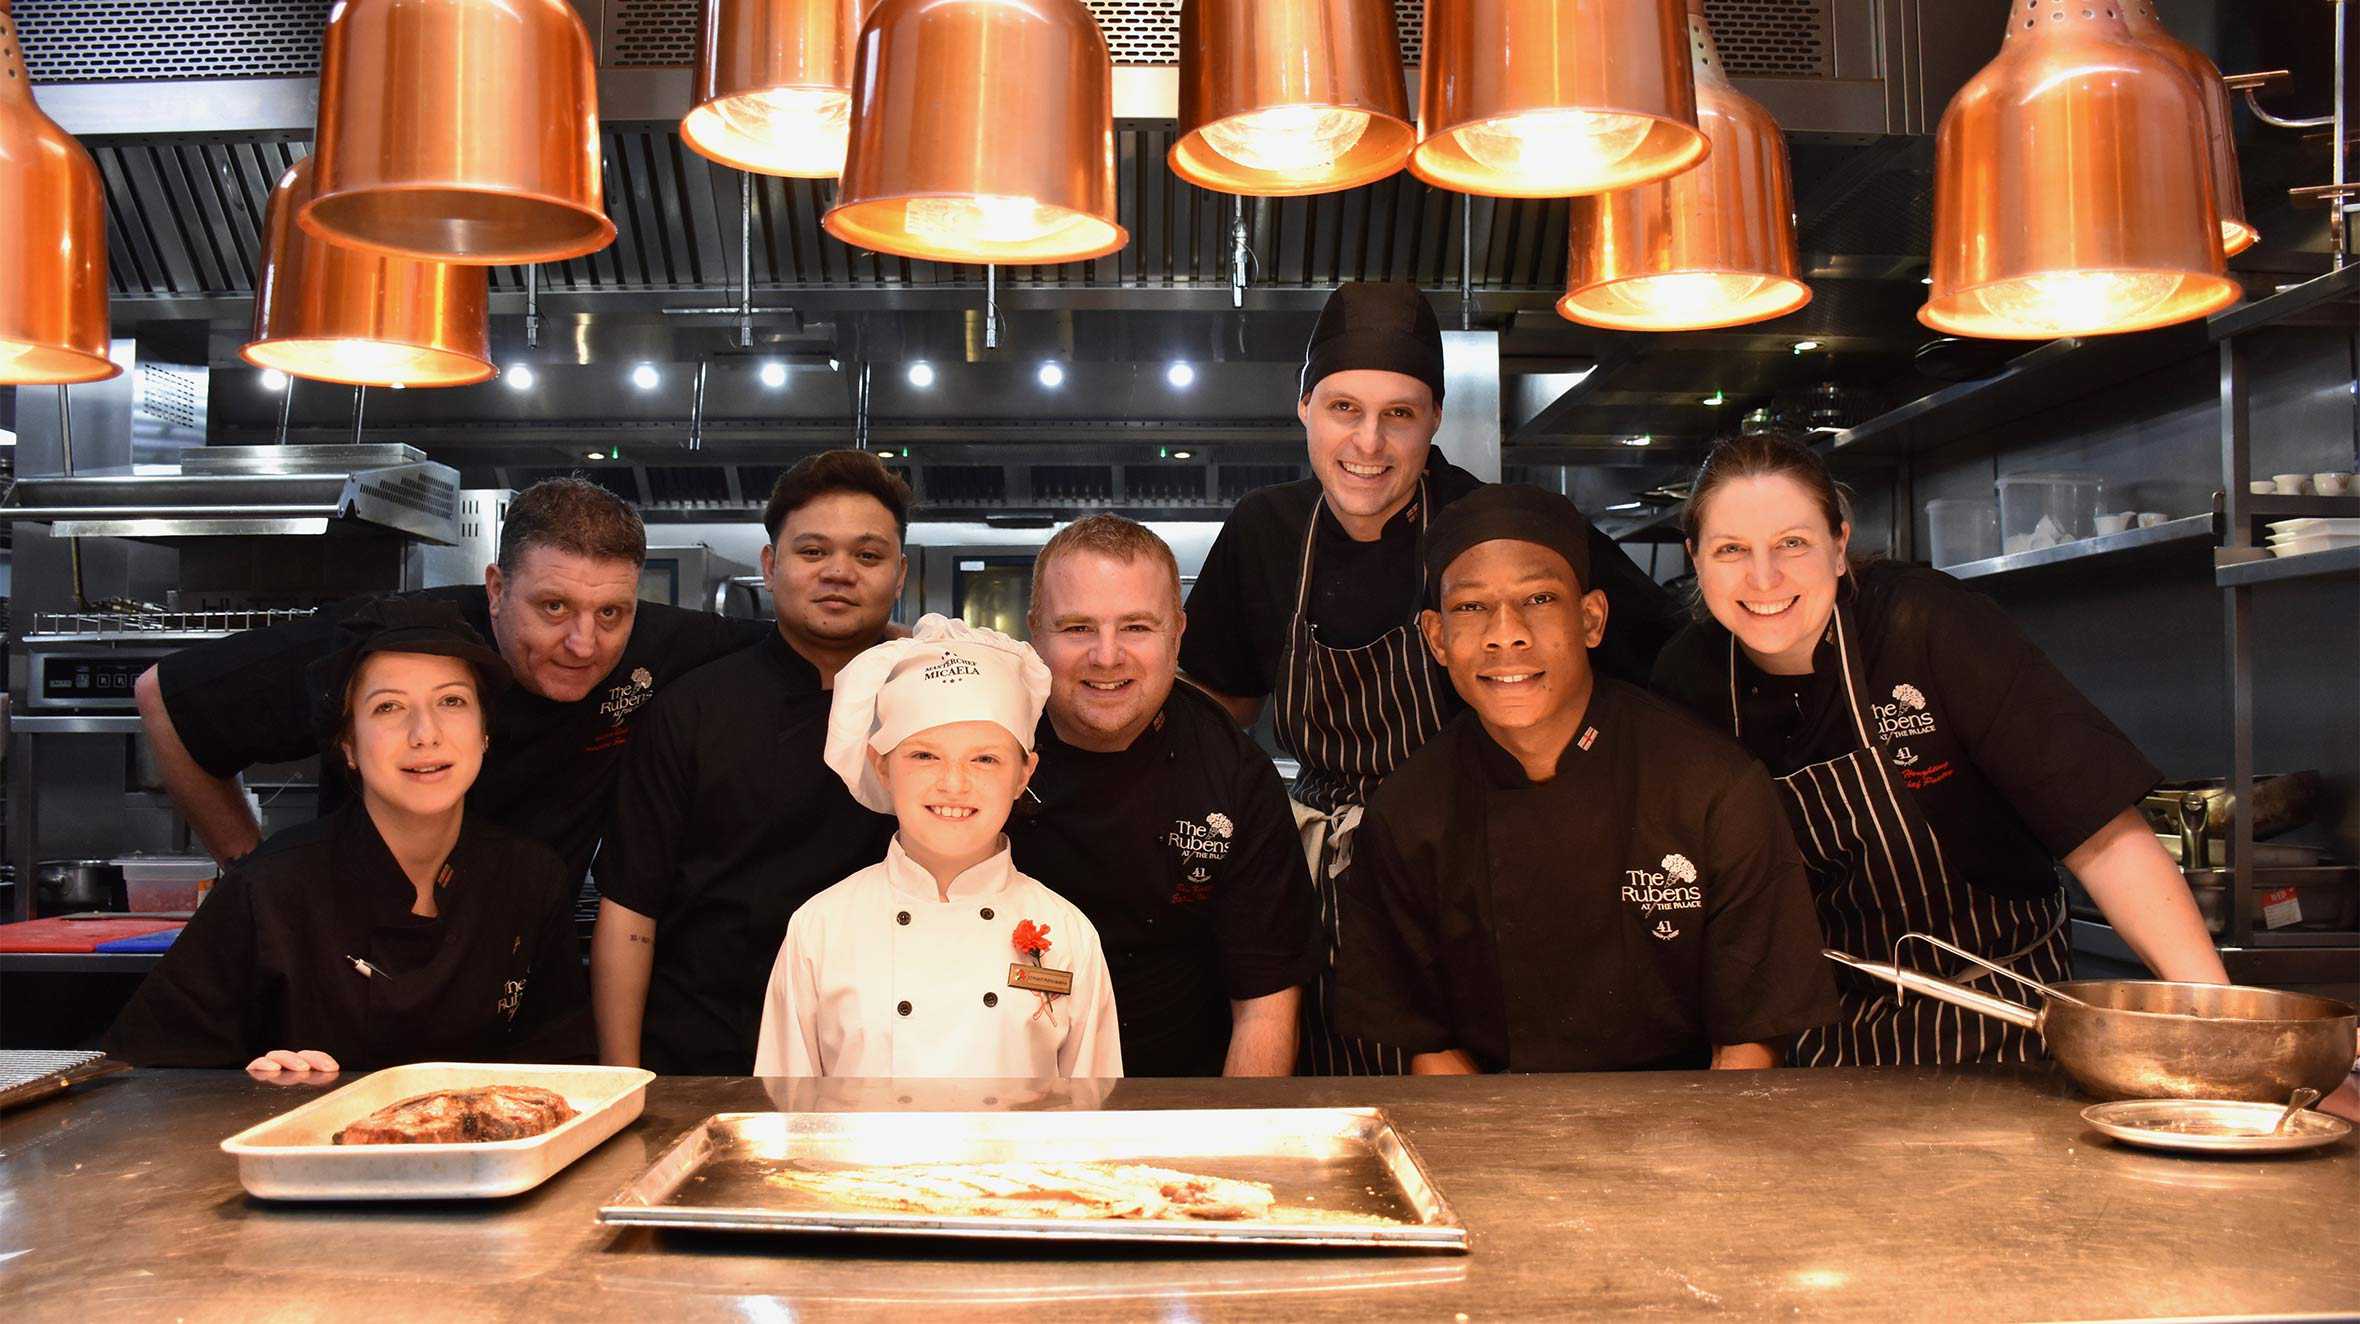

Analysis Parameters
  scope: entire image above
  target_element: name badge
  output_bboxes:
[1008,963,1074,997]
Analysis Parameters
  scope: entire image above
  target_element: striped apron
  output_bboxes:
[1275,483,1454,1077]
[1733,603,2070,1067]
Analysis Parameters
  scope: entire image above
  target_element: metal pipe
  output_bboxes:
[274,377,295,445]
[351,385,366,444]
[689,359,708,451]
[58,385,85,608]
[525,264,541,349]
[2336,0,2348,266]
[1230,196,1249,309]
[1461,193,1474,330]
[738,171,755,347]
[985,264,1000,349]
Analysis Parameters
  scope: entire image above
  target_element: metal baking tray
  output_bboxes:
[220,1062,656,1201]
[600,1107,1467,1251]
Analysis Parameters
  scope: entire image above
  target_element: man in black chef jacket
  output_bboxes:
[136,477,769,884]
[590,452,906,1073]
[1178,280,1685,1075]
[1337,486,1838,1073]
[1009,515,1318,1077]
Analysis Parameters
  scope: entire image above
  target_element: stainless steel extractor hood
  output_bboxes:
[0,444,464,543]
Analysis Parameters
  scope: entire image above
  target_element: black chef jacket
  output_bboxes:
[1649,561,2162,900]
[1337,681,1840,1072]
[103,804,592,1069]
[1181,450,1684,700]
[593,631,895,1074]
[1008,681,1321,1076]
[154,586,768,883]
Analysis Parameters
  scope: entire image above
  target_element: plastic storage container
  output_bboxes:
[1996,471,2102,554]
[115,855,217,912]
[1925,498,2000,568]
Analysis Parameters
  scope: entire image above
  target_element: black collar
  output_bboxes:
[1464,681,1613,790]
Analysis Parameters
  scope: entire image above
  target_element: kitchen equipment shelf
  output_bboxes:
[1830,263,2360,461]
[1944,515,2215,583]
[2215,543,2360,586]
[8,716,145,735]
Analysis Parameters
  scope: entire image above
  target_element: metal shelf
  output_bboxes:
[1830,264,2360,461]
[2215,543,2360,587]
[1943,515,2215,583]
[7,715,143,735]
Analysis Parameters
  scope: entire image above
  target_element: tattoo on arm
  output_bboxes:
[627,932,654,946]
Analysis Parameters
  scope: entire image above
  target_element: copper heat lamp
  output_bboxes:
[826,0,1126,263]
[1922,2,2238,340]
[1170,0,1414,197]
[304,0,615,265]
[244,158,494,389]
[0,0,118,384]
[2122,0,2257,257]
[1559,0,1809,332]
[682,0,870,178]
[1412,0,1705,198]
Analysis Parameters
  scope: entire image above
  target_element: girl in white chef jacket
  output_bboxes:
[754,615,1123,1079]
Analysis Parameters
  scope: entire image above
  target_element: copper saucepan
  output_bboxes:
[1825,936,2357,1102]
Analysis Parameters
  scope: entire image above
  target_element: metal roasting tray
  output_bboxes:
[219,1062,656,1201]
[599,1108,1468,1251]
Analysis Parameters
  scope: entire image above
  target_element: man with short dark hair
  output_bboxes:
[1337,485,1838,1074]
[591,451,909,1073]
[137,476,769,884]
[1010,515,1318,1077]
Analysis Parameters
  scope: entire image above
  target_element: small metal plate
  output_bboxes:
[600,1108,1467,1251]
[2081,1099,2354,1154]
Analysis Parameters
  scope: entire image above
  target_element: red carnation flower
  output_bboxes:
[1012,919,1053,959]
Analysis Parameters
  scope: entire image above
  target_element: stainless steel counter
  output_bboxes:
[4,1068,2355,1321]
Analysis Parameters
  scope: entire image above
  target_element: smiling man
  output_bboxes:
[1178,281,1683,1075]
[1007,516,1317,1077]
[590,452,906,1073]
[1335,485,1838,1075]
[136,477,769,885]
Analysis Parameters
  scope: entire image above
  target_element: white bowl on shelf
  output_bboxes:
[2268,533,2360,558]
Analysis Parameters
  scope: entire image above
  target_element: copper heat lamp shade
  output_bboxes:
[1923,4,2237,340]
[683,0,870,178]
[2123,0,2257,257]
[244,158,494,389]
[826,0,1125,264]
[1170,0,1414,197]
[1559,2,1808,332]
[1412,0,1705,199]
[304,0,615,265]
[0,1,118,385]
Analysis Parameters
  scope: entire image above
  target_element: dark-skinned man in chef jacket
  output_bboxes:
[1336,486,1839,1074]
[1181,282,1685,1075]
[137,478,769,885]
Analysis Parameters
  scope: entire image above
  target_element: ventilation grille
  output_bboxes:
[16,0,329,83]
[606,0,699,69]
[1088,0,1180,63]
[1704,0,1832,78]
[137,364,207,430]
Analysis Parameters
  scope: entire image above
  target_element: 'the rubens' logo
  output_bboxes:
[1624,852,1702,940]
[599,666,656,725]
[1872,681,1936,743]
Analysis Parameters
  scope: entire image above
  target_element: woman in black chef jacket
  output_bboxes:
[1650,432,2227,1067]
[104,599,592,1075]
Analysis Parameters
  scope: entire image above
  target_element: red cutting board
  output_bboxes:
[0,918,184,953]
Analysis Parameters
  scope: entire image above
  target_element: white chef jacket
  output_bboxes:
[754,837,1123,1079]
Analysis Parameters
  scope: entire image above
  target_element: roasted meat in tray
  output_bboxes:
[332,1085,577,1145]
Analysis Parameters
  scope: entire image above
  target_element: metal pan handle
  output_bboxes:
[1894,931,2088,1009]
[1823,949,2043,1031]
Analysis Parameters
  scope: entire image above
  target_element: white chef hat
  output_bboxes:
[823,614,1052,813]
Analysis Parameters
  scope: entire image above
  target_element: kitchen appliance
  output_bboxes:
[22,610,312,713]
[2141,771,2320,864]
[1826,937,2358,1102]
[640,544,754,613]
[33,859,123,913]
[0,443,461,544]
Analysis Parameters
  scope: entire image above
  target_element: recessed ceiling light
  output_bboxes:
[1166,362,1195,388]
[504,364,536,391]
[1038,362,1065,388]
[1172,450,1193,460]
[759,362,788,389]
[907,361,935,388]
[1702,390,1727,406]
[631,363,660,391]
[260,369,289,392]
[388,381,406,390]
[876,449,897,459]
[1620,434,1654,447]
[584,450,603,461]
[1791,340,1823,353]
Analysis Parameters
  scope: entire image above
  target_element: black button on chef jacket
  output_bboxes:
[1336,681,1841,1073]
[102,804,592,1070]
[1008,681,1320,1076]
[154,586,768,884]
[594,631,894,1074]
[1181,450,1684,698]
[1649,561,2162,900]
